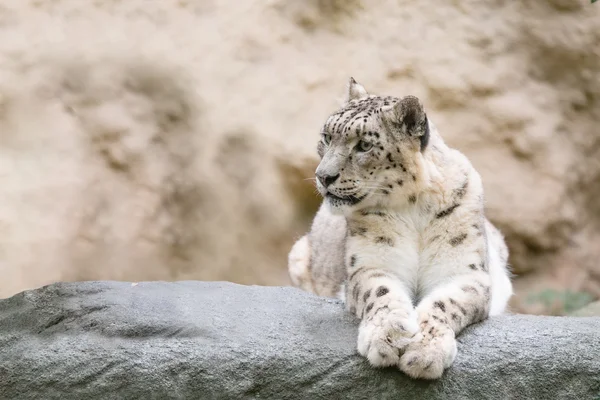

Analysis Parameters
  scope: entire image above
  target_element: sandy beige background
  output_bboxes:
[0,0,599,314]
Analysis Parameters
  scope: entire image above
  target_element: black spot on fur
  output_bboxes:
[428,327,434,335]
[408,194,416,204]
[449,233,467,247]
[484,285,491,299]
[375,236,394,246]
[397,180,403,186]
[350,255,357,268]
[455,179,469,199]
[462,285,478,295]
[373,305,389,317]
[429,235,441,244]
[376,286,389,297]
[365,302,374,314]
[449,298,468,316]
[360,210,386,217]
[468,263,477,271]
[386,153,393,163]
[350,306,357,315]
[363,289,371,302]
[451,313,460,322]
[353,284,362,302]
[349,267,367,282]
[350,226,368,236]
[436,204,459,219]
[434,301,446,312]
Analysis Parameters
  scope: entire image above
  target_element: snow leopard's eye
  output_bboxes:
[322,133,332,145]
[356,140,373,152]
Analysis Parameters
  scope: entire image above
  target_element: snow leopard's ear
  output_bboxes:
[388,95,430,152]
[345,77,369,102]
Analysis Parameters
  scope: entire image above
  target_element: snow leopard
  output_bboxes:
[288,78,513,379]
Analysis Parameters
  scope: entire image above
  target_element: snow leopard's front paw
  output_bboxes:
[398,317,457,380]
[357,307,421,367]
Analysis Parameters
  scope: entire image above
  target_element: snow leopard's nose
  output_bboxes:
[316,172,340,188]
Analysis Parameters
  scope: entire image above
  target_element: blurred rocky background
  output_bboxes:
[0,0,599,315]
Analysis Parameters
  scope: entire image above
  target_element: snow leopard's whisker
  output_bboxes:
[311,187,323,198]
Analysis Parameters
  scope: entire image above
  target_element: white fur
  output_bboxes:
[486,223,514,316]
[288,235,313,293]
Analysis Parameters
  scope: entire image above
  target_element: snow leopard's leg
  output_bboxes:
[398,217,493,379]
[345,216,421,368]
[398,271,491,379]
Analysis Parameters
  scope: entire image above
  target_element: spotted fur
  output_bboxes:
[288,78,513,380]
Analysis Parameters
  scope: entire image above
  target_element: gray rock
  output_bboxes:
[0,281,599,400]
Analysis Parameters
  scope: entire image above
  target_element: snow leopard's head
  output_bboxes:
[315,78,431,214]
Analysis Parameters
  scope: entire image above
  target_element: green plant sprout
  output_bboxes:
[526,289,594,315]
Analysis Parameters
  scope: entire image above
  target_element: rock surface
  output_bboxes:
[0,281,599,399]
[1,1,600,313]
